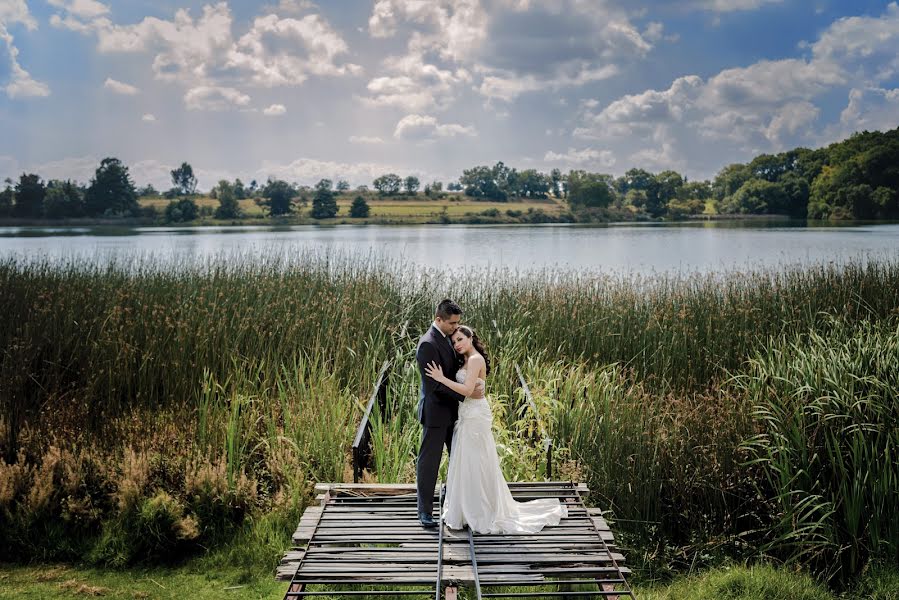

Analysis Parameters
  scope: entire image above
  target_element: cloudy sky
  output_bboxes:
[2,0,898,190]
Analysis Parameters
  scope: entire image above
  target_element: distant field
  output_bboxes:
[139,194,566,220]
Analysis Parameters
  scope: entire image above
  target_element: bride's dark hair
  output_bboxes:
[457,325,491,375]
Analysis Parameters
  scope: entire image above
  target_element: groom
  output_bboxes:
[415,299,465,528]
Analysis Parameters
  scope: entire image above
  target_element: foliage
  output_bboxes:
[13,173,46,218]
[165,197,199,222]
[214,180,242,220]
[43,180,85,219]
[567,170,615,208]
[85,158,139,217]
[170,162,198,196]
[403,175,419,195]
[372,173,402,196]
[349,195,369,218]
[740,318,899,583]
[2,247,899,587]
[311,179,338,219]
[260,179,294,216]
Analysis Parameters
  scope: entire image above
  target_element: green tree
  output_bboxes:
[712,163,752,201]
[516,169,550,198]
[43,180,85,218]
[261,179,294,216]
[779,172,810,217]
[679,180,712,201]
[85,158,138,217]
[87,160,136,216]
[170,162,197,195]
[722,179,788,214]
[460,164,507,200]
[640,170,685,216]
[13,173,46,218]
[350,195,369,218]
[214,179,242,220]
[165,197,199,222]
[403,175,420,195]
[550,168,563,198]
[336,179,350,192]
[233,178,247,199]
[373,173,402,195]
[566,170,615,208]
[0,178,13,217]
[138,184,159,197]
[311,179,338,219]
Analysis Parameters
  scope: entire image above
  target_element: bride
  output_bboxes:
[424,325,567,534]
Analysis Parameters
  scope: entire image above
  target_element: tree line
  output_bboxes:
[2,126,897,222]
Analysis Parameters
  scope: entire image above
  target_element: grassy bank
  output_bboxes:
[2,562,897,599]
[1,254,897,592]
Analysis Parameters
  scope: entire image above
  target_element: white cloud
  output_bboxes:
[227,13,362,87]
[478,63,619,103]
[544,147,616,168]
[47,0,109,20]
[472,1,654,102]
[257,157,416,187]
[142,113,157,121]
[0,0,37,30]
[629,140,687,173]
[262,0,317,15]
[184,85,251,111]
[575,75,702,139]
[361,33,472,111]
[263,103,286,116]
[393,114,477,140]
[829,87,899,139]
[48,2,361,105]
[103,77,139,95]
[693,0,784,13]
[810,2,899,83]
[368,0,486,63]
[1,2,49,99]
[349,135,385,144]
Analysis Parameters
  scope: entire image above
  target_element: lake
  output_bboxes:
[2,220,898,274]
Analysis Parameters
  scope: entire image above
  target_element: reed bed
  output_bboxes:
[1,253,897,584]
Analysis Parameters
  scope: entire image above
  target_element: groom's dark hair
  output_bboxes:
[435,299,462,320]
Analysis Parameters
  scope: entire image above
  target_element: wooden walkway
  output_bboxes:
[278,481,634,599]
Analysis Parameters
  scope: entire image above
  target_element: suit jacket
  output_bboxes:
[416,325,465,427]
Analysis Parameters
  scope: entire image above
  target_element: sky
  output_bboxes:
[1,0,898,191]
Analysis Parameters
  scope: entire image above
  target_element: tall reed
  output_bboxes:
[739,318,899,583]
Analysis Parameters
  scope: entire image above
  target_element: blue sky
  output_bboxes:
[1,0,898,190]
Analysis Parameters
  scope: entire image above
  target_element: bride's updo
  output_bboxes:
[457,325,491,375]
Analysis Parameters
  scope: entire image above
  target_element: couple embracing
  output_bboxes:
[415,299,567,533]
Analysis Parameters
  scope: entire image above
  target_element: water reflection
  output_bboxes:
[1,221,897,274]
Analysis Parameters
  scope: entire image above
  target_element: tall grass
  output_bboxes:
[740,318,899,583]
[1,253,898,583]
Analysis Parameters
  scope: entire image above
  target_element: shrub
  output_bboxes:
[164,198,198,222]
[350,196,369,218]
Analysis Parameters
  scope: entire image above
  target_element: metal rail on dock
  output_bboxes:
[280,482,634,599]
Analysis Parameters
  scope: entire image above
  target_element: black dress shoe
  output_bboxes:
[418,512,437,529]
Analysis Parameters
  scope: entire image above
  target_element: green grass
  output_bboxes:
[137,194,567,223]
[2,563,897,599]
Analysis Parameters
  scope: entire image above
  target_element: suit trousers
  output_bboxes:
[416,422,454,516]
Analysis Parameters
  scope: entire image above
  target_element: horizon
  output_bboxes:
[2,0,899,190]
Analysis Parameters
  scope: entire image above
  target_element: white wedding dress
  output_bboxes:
[442,367,568,533]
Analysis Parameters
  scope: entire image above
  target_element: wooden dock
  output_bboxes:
[278,481,634,599]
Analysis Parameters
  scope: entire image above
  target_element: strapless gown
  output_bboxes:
[441,368,567,533]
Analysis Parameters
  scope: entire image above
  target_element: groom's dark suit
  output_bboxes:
[416,324,465,517]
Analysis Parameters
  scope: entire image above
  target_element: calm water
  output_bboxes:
[1,221,898,274]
